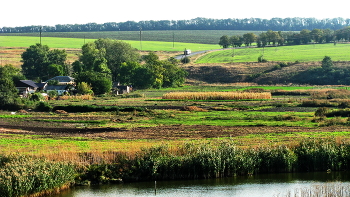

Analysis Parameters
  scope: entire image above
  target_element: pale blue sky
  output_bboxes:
[2,0,349,27]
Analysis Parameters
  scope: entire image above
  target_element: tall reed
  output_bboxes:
[0,155,75,197]
[125,139,350,181]
[3,139,350,193]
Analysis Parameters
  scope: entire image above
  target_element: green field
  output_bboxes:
[196,43,350,63]
[0,30,262,44]
[0,35,220,51]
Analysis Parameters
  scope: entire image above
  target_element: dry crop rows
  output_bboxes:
[162,92,272,100]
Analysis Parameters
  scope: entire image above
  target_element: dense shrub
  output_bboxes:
[315,107,330,117]
[181,56,190,64]
[29,93,46,101]
[325,109,350,117]
[258,55,268,63]
[36,101,53,112]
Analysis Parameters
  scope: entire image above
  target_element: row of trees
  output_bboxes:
[19,39,187,95]
[219,27,350,48]
[2,17,350,33]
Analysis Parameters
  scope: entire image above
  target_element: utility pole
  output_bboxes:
[139,27,142,50]
[173,32,175,48]
[39,26,42,45]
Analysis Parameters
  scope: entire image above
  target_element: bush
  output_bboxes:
[258,55,268,63]
[279,62,289,67]
[181,56,190,64]
[315,107,329,117]
[35,102,53,112]
[29,93,46,101]
[325,109,350,117]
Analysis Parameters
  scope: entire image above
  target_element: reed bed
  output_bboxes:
[0,155,75,197]
[3,139,350,195]
[162,91,272,100]
[75,139,350,182]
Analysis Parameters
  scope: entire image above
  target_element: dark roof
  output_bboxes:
[45,76,74,83]
[45,85,68,90]
[15,80,38,88]
[35,82,47,89]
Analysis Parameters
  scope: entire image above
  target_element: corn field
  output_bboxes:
[162,92,272,100]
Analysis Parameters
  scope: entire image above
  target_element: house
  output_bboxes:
[112,82,132,95]
[15,80,38,97]
[45,85,69,96]
[45,76,75,85]
[116,85,132,94]
[35,82,47,91]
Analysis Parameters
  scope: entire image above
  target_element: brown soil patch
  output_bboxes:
[0,124,348,140]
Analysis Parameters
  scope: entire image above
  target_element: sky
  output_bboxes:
[2,0,350,27]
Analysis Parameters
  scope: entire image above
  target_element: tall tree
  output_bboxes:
[0,65,21,110]
[75,42,110,73]
[229,35,243,47]
[265,30,281,45]
[21,44,67,81]
[74,71,112,95]
[300,29,311,44]
[311,29,324,43]
[219,35,230,48]
[243,33,257,46]
[103,38,141,82]
[322,56,333,70]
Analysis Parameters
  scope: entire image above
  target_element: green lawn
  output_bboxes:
[0,36,220,51]
[196,43,350,63]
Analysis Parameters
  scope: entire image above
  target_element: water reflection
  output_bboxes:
[51,172,350,197]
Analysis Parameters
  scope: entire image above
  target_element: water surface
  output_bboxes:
[52,172,350,197]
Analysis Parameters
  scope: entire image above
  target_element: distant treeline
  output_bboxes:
[1,17,350,33]
[219,27,350,48]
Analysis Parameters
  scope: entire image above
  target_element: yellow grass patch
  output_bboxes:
[59,95,93,100]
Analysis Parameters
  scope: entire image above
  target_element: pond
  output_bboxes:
[51,172,350,197]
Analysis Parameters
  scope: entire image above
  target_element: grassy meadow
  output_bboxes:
[0,35,220,51]
[196,43,350,63]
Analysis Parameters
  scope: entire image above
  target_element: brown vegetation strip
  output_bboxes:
[0,124,349,140]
